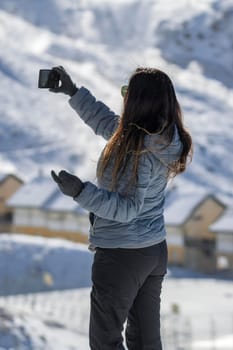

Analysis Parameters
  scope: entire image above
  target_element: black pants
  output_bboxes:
[89,240,168,350]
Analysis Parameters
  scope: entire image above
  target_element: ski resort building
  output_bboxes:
[5,175,233,273]
[7,176,89,244]
[164,189,226,273]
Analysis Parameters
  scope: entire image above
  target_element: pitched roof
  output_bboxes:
[164,188,214,226]
[210,210,233,233]
[0,173,23,185]
[7,176,86,214]
[44,190,86,214]
[7,176,55,208]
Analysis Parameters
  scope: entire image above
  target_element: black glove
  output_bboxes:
[51,170,84,198]
[49,66,78,97]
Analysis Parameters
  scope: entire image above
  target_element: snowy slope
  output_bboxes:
[0,234,233,350]
[0,0,233,200]
[0,306,89,350]
[0,234,93,296]
[1,284,233,350]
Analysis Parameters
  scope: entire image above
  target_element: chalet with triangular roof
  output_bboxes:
[164,188,225,272]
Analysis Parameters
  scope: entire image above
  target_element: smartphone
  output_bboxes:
[38,69,60,88]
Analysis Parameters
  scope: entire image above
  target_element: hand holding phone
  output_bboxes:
[38,66,78,96]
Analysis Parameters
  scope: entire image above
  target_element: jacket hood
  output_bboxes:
[144,125,182,165]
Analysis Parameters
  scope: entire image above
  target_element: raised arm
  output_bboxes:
[49,66,119,140]
[69,87,119,140]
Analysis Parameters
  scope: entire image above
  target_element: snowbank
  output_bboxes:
[0,234,93,296]
[0,233,232,349]
[0,306,89,350]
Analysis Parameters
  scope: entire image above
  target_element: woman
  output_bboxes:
[51,66,193,350]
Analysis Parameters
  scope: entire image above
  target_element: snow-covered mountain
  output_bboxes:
[0,0,233,201]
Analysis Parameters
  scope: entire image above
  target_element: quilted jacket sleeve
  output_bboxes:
[73,154,153,223]
[69,87,119,140]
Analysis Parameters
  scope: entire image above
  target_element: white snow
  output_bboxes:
[0,234,233,349]
[0,0,232,202]
[0,234,93,295]
[193,335,233,349]
[0,306,89,350]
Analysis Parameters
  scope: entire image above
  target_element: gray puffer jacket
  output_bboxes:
[69,87,182,249]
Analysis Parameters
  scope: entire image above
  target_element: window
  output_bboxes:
[217,256,229,270]
[192,214,203,221]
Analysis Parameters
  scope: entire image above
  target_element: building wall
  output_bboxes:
[11,207,90,244]
[13,209,89,232]
[166,226,185,265]
[0,177,22,215]
[216,232,233,270]
[0,223,12,233]
[217,233,233,253]
[47,212,89,233]
[183,198,225,273]
[185,198,225,240]
[14,208,46,227]
[185,239,216,273]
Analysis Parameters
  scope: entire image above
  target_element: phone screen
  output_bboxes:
[38,69,60,88]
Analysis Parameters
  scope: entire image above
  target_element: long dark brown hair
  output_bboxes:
[98,67,193,190]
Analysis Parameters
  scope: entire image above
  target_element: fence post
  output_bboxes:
[210,316,216,350]
[184,317,192,349]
